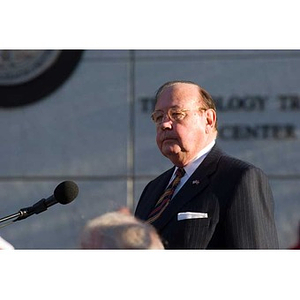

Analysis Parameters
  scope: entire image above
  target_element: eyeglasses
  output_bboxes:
[151,107,207,125]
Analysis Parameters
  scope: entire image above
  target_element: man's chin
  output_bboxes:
[161,146,180,157]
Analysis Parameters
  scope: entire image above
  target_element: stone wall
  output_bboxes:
[0,50,299,248]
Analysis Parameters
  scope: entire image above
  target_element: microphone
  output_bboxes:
[14,181,79,222]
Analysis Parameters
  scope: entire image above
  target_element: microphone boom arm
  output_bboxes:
[0,199,50,224]
[0,211,21,224]
[0,181,78,226]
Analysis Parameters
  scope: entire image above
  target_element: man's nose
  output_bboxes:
[159,115,173,130]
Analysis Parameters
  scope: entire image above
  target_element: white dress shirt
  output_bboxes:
[169,140,216,198]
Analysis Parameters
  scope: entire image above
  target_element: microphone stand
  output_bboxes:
[0,212,21,223]
[0,201,45,227]
[0,210,25,228]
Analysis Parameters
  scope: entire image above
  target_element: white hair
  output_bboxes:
[80,211,164,249]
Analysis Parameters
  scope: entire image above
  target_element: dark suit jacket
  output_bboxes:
[135,144,279,249]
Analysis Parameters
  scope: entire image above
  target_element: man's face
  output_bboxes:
[154,83,216,166]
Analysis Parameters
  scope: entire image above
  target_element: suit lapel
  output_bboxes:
[137,167,175,220]
[151,144,223,230]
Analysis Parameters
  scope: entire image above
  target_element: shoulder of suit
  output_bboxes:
[218,154,270,185]
[220,154,254,169]
[213,145,261,173]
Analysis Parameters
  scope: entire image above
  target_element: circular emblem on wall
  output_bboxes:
[0,50,83,108]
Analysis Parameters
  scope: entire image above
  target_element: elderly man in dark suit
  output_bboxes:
[135,80,279,249]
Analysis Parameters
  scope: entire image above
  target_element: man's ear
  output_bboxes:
[205,109,217,130]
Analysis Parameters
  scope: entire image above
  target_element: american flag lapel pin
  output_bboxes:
[192,180,200,185]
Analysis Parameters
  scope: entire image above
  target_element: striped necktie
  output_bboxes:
[147,167,185,224]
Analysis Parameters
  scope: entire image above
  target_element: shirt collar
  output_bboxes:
[182,140,215,177]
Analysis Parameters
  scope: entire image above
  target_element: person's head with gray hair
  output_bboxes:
[0,236,14,250]
[80,209,164,249]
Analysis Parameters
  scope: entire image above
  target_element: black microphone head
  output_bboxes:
[54,181,79,205]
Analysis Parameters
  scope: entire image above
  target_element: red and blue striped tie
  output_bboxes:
[147,167,185,224]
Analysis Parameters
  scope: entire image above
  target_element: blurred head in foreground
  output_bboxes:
[0,236,14,250]
[80,209,164,249]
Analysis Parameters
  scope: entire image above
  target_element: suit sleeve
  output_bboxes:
[224,167,279,249]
